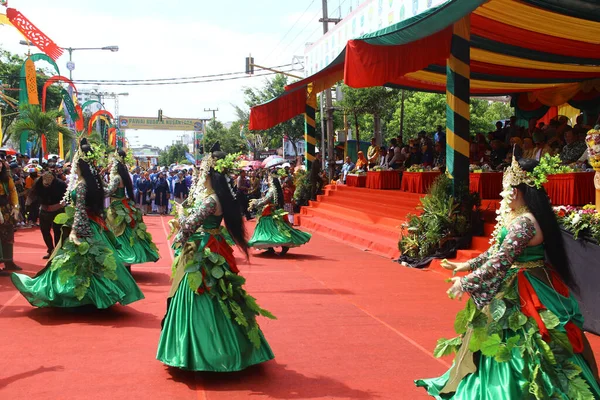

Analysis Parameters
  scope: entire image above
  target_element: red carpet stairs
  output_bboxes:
[298,184,499,267]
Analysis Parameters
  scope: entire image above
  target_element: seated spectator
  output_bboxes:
[404,145,422,168]
[355,151,368,171]
[421,144,434,166]
[489,140,507,170]
[470,143,482,164]
[388,138,405,169]
[559,129,587,164]
[509,137,523,159]
[400,144,410,160]
[532,132,551,161]
[522,138,535,159]
[387,148,394,165]
[378,147,388,167]
[341,156,355,183]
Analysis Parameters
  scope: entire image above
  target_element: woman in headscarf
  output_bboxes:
[105,149,159,271]
[11,138,144,308]
[247,170,311,256]
[355,151,368,171]
[157,143,275,371]
[416,157,600,399]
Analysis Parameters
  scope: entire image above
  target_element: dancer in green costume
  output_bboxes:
[11,138,144,309]
[416,157,600,399]
[105,149,159,271]
[248,171,311,256]
[157,144,275,371]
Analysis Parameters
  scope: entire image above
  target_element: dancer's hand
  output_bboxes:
[447,277,464,300]
[0,212,4,224]
[248,200,256,211]
[69,231,81,246]
[441,259,470,274]
[11,207,20,221]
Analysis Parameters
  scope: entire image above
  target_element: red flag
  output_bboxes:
[6,9,63,60]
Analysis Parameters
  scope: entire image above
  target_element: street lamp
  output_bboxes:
[19,40,119,80]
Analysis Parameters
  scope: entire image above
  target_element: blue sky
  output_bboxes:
[1,0,358,148]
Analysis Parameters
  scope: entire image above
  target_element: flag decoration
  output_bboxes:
[41,133,47,159]
[75,104,84,132]
[6,8,63,60]
[42,75,76,111]
[25,58,39,105]
[87,110,114,134]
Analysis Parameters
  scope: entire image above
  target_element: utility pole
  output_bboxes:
[204,108,218,122]
[320,0,340,179]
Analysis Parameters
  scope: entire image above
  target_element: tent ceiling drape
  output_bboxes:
[249,0,600,131]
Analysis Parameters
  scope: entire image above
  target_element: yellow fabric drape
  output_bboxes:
[0,108,3,146]
[527,80,600,106]
[0,14,10,26]
[475,0,600,44]
[471,49,600,73]
[557,104,581,124]
[25,58,39,105]
[406,70,562,91]
[57,104,64,159]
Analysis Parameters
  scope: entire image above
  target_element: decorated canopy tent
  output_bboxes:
[249,0,600,189]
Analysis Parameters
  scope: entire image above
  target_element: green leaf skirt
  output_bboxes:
[248,214,311,249]
[415,271,600,399]
[11,221,144,309]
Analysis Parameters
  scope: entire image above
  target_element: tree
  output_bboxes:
[0,47,63,146]
[12,104,73,155]
[338,85,397,153]
[237,74,306,156]
[203,120,245,154]
[158,143,189,166]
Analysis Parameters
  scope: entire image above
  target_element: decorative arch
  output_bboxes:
[42,75,77,111]
[87,110,114,134]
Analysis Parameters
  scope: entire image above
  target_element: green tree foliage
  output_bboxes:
[0,47,64,147]
[204,120,246,154]
[12,104,73,154]
[158,143,189,166]
[237,74,305,156]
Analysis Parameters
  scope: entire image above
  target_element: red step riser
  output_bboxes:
[301,207,402,237]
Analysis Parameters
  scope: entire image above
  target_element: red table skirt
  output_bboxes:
[543,172,595,206]
[469,172,503,199]
[400,171,441,193]
[366,171,402,190]
[346,174,367,187]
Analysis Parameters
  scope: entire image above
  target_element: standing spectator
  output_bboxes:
[433,125,446,146]
[11,163,26,226]
[366,137,379,170]
[310,152,322,200]
[132,167,141,204]
[492,121,504,142]
[136,172,152,215]
[282,177,295,225]
[185,168,194,190]
[236,169,252,220]
[0,160,22,274]
[248,170,261,201]
[154,172,170,215]
[503,116,519,144]
[25,168,40,226]
[421,143,434,166]
[30,171,66,259]
[173,172,189,203]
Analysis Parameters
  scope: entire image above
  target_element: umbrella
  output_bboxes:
[249,161,262,168]
[0,148,17,156]
[262,155,286,169]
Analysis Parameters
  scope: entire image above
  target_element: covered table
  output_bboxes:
[346,174,366,188]
[366,170,401,190]
[543,172,595,206]
[401,171,441,194]
[469,172,503,199]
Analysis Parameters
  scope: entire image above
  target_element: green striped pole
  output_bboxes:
[304,83,317,170]
[445,16,471,194]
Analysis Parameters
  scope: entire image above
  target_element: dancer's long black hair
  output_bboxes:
[116,150,135,200]
[516,158,577,291]
[78,139,105,216]
[270,172,284,209]
[209,150,249,258]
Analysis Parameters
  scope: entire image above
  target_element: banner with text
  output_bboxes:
[119,116,205,131]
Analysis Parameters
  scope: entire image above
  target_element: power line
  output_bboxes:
[265,0,318,63]
[277,8,323,59]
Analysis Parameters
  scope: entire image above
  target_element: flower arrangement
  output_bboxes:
[214,152,242,174]
[349,169,367,175]
[407,164,426,172]
[586,128,600,171]
[532,153,573,187]
[554,204,600,243]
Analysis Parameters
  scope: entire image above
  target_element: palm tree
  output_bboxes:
[12,104,73,156]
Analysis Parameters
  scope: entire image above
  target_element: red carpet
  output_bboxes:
[1,215,599,399]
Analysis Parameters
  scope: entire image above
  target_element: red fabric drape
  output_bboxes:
[345,175,367,187]
[344,27,452,88]
[470,61,600,81]
[41,134,48,159]
[75,105,84,132]
[538,106,558,126]
[206,236,238,274]
[471,14,600,59]
[365,171,401,190]
[249,87,306,131]
[400,172,441,193]
[543,172,595,206]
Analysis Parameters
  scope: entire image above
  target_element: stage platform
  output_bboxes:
[299,184,499,266]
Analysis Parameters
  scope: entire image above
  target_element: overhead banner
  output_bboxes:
[119,116,205,131]
[304,0,449,77]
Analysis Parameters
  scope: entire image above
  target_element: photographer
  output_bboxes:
[0,159,22,275]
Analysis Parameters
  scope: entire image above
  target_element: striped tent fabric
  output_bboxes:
[249,0,600,131]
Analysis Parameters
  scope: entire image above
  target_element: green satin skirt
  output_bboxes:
[416,272,600,399]
[114,224,160,265]
[156,275,274,372]
[248,215,311,249]
[11,222,144,309]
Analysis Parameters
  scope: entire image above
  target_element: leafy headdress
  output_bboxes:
[61,136,101,205]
